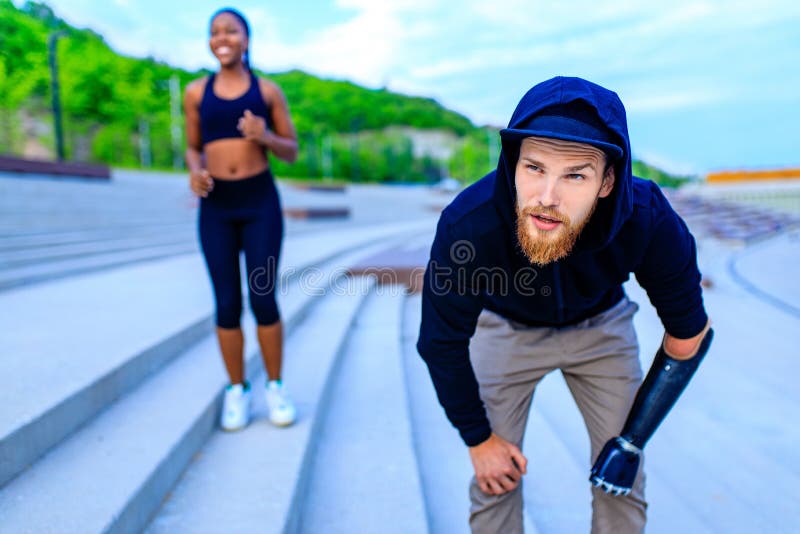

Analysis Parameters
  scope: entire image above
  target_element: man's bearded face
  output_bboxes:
[514,136,614,265]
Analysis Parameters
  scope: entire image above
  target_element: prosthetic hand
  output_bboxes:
[590,327,714,496]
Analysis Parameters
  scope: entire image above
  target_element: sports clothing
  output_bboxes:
[199,168,283,328]
[200,70,272,146]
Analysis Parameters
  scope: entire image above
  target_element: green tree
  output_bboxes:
[0,1,690,187]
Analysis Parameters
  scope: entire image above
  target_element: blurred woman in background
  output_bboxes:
[183,7,298,431]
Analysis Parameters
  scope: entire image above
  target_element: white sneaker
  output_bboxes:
[265,381,296,427]
[221,383,251,431]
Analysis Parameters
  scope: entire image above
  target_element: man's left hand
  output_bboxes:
[590,437,641,495]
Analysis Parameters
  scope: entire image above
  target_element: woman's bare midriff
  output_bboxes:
[204,138,270,180]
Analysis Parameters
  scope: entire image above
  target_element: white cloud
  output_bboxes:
[247,0,443,87]
[465,0,649,34]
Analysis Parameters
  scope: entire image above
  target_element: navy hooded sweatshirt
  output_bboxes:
[416,77,708,447]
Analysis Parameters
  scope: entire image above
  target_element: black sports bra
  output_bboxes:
[199,71,272,146]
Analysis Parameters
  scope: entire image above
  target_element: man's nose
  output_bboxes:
[537,177,560,207]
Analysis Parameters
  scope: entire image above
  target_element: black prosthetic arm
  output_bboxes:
[621,327,714,448]
[589,328,714,495]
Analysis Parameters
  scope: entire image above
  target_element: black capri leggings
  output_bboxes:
[198,168,283,328]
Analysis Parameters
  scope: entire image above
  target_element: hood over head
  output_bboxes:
[494,76,634,252]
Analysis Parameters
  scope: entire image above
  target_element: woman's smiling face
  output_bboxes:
[209,12,248,68]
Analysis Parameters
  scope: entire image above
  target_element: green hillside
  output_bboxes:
[0,1,690,186]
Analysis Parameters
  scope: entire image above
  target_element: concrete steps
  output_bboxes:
[0,220,196,292]
[146,286,433,534]
[0,230,194,268]
[0,254,213,489]
[0,241,200,291]
[0,221,430,489]
[0,265,321,531]
[0,224,429,533]
[297,288,427,533]
[146,278,376,534]
[400,293,473,534]
[0,222,191,252]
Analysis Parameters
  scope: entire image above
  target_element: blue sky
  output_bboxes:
[18,0,800,174]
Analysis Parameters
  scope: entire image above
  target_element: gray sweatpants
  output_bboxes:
[468,296,647,534]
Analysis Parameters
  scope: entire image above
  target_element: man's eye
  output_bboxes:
[527,165,540,172]
[567,174,585,180]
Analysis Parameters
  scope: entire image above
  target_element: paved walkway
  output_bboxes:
[0,169,455,290]
[1,170,798,533]
[729,228,800,316]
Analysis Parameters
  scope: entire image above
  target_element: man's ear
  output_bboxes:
[599,164,615,198]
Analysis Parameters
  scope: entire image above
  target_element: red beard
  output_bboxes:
[515,202,597,265]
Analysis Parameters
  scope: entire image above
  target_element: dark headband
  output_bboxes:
[209,7,251,68]
[210,7,250,36]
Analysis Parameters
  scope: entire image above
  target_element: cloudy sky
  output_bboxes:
[17,0,800,174]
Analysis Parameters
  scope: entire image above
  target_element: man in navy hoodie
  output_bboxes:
[417,76,713,533]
